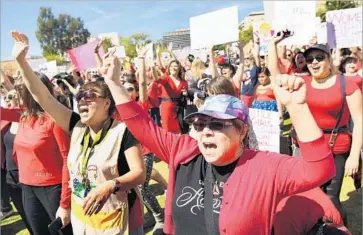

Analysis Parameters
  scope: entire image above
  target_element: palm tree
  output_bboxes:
[317,0,360,22]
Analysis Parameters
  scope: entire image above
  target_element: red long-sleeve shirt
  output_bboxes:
[117,100,335,235]
[1,107,71,209]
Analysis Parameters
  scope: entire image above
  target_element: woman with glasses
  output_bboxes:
[104,50,335,235]
[10,31,145,235]
[269,31,363,226]
[0,73,33,233]
[1,71,73,234]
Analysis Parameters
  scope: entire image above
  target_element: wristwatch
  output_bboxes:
[111,179,122,194]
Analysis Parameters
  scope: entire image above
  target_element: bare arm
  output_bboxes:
[268,32,286,76]
[94,40,104,74]
[209,46,218,79]
[346,89,363,176]
[252,37,261,68]
[11,31,72,134]
[333,48,342,68]
[232,41,245,92]
[136,43,149,102]
[0,69,14,91]
[61,79,78,95]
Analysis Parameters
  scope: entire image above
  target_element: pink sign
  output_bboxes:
[68,40,105,71]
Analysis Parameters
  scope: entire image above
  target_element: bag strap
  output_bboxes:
[329,74,346,147]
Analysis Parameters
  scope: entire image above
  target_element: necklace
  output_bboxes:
[314,72,332,83]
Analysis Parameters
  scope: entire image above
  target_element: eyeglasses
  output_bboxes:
[4,93,15,101]
[305,54,326,64]
[126,87,135,92]
[76,90,105,102]
[192,120,234,132]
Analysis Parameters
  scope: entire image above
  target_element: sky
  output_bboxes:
[1,1,263,61]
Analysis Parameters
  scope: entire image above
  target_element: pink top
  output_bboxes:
[116,100,334,235]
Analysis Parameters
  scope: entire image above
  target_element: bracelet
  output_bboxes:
[94,50,99,54]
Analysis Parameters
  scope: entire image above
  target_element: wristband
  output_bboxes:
[111,179,122,194]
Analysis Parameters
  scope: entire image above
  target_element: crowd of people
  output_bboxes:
[0,16,362,235]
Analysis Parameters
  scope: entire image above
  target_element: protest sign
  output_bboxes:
[114,46,126,58]
[28,58,47,71]
[68,40,105,71]
[270,1,316,46]
[315,22,335,49]
[190,6,239,50]
[253,21,273,56]
[326,7,362,48]
[98,32,120,46]
[248,108,280,153]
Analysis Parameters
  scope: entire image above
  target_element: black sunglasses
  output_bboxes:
[126,87,135,92]
[4,93,15,101]
[305,54,326,64]
[192,120,234,132]
[76,90,105,102]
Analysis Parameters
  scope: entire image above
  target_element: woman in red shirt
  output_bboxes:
[269,32,363,225]
[11,31,145,235]
[154,60,188,134]
[1,73,73,235]
[105,52,335,235]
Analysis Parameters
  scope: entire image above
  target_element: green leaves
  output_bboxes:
[36,7,90,56]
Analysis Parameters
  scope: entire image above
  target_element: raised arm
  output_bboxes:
[103,52,197,164]
[94,39,104,74]
[209,46,218,79]
[268,31,286,76]
[232,41,246,91]
[155,44,164,70]
[0,69,14,92]
[61,78,78,95]
[136,43,149,102]
[11,31,72,134]
[271,74,335,196]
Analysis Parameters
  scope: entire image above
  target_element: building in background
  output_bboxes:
[162,29,191,50]
[239,11,265,30]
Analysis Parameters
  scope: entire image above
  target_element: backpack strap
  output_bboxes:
[328,74,346,147]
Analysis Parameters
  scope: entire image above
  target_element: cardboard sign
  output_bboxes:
[248,108,280,153]
[270,1,316,46]
[326,7,362,48]
[114,46,126,58]
[253,21,273,56]
[68,40,105,71]
[315,22,335,49]
[190,6,239,50]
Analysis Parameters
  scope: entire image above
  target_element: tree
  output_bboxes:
[120,33,152,58]
[317,0,359,22]
[36,7,90,56]
[43,52,64,65]
[239,26,253,46]
[102,38,114,52]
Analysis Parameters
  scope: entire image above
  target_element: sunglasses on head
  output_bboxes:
[76,90,105,102]
[4,93,15,101]
[192,120,234,132]
[305,54,326,64]
[126,87,135,92]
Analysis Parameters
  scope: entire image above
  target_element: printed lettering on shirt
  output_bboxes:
[176,180,225,215]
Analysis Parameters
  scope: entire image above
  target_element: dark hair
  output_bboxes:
[168,60,184,80]
[339,56,358,74]
[221,64,236,76]
[55,92,71,109]
[79,81,115,116]
[125,77,139,92]
[258,67,271,77]
[206,76,236,97]
[292,52,309,73]
[16,72,54,122]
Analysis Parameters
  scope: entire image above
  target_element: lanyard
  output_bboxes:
[80,118,113,175]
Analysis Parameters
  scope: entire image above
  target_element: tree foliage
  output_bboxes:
[43,52,64,65]
[317,0,359,22]
[102,38,114,52]
[239,26,253,46]
[120,33,152,58]
[36,7,90,56]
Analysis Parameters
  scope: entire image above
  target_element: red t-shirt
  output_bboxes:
[304,75,360,154]
[147,81,161,108]
[1,108,71,208]
[274,188,343,235]
[279,58,293,75]
[345,75,362,91]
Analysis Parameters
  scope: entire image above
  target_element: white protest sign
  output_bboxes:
[114,46,126,58]
[272,1,316,46]
[248,108,280,153]
[326,7,362,48]
[98,32,120,46]
[191,48,208,62]
[177,46,191,61]
[315,22,335,49]
[28,58,47,71]
[253,21,273,56]
[145,43,154,61]
[190,6,239,50]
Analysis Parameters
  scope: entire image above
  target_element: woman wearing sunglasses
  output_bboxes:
[11,31,145,235]
[104,49,334,235]
[1,71,73,234]
[269,32,363,226]
[0,81,34,233]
